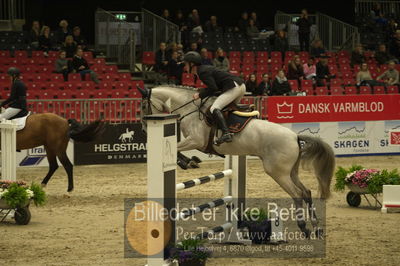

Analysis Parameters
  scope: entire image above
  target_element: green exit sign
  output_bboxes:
[116,14,127,21]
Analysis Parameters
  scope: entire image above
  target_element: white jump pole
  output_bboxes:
[0,119,17,181]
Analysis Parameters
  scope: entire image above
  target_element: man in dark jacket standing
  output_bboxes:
[296,9,312,52]
[184,51,246,145]
[0,67,27,120]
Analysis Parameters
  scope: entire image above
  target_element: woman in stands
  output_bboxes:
[184,51,246,145]
[271,70,291,96]
[212,48,230,72]
[287,55,305,81]
[245,73,258,95]
[39,26,52,55]
[0,68,27,120]
[63,35,78,58]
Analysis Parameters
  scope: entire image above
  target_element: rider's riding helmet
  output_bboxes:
[184,51,202,66]
[7,67,21,77]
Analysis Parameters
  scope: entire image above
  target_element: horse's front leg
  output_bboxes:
[177,137,203,169]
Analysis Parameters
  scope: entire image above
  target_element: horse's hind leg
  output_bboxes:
[262,159,311,237]
[41,148,59,187]
[290,159,320,231]
[57,151,74,192]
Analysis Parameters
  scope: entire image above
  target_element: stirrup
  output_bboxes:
[214,133,233,146]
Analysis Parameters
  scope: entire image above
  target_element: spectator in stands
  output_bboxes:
[386,19,398,41]
[161,9,171,21]
[177,43,185,61]
[168,51,184,83]
[310,39,326,58]
[72,26,87,50]
[356,63,373,86]
[351,44,366,66]
[72,48,99,84]
[375,44,395,65]
[245,73,258,94]
[187,9,201,32]
[213,48,229,72]
[204,16,220,33]
[55,50,71,81]
[155,42,169,73]
[250,12,261,29]
[29,20,41,49]
[39,26,52,55]
[200,48,213,65]
[377,61,399,86]
[256,73,271,96]
[166,42,178,61]
[287,56,305,81]
[188,42,200,53]
[303,57,317,80]
[236,12,249,33]
[246,19,260,39]
[296,9,312,52]
[271,70,291,95]
[57,19,72,44]
[273,30,289,57]
[389,31,400,60]
[370,3,383,20]
[174,10,188,45]
[316,56,333,86]
[63,35,77,58]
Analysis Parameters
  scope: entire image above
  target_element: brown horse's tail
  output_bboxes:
[298,135,336,199]
[68,119,106,143]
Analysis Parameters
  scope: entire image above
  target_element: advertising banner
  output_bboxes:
[74,123,147,165]
[267,95,400,123]
[17,144,74,167]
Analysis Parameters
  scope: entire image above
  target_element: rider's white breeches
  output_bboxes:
[210,82,246,112]
[0,107,22,120]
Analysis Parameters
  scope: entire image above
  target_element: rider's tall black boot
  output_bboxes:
[212,109,233,145]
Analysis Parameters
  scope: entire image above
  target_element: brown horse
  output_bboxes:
[13,113,104,192]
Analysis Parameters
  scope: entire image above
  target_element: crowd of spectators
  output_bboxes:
[26,19,98,83]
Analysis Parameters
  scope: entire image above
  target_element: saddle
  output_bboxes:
[204,102,259,157]
[6,110,31,131]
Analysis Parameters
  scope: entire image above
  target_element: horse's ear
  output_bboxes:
[138,87,149,98]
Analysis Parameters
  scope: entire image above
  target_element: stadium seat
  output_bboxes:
[301,79,313,89]
[344,86,357,95]
[330,78,343,87]
[387,85,399,94]
[118,73,131,81]
[330,86,344,95]
[256,51,268,59]
[50,73,64,82]
[288,80,299,91]
[98,82,113,91]
[68,73,81,81]
[270,51,282,59]
[0,50,10,57]
[230,58,241,65]
[315,86,329,95]
[14,50,28,58]
[374,86,385,94]
[65,81,81,90]
[342,72,354,79]
[59,89,73,99]
[102,74,118,82]
[182,73,195,87]
[93,58,106,65]
[142,51,155,66]
[81,81,96,90]
[285,51,296,60]
[359,86,372,94]
[343,78,356,86]
[298,51,309,59]
[243,51,254,58]
[300,87,314,95]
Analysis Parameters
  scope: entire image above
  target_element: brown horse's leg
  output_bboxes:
[41,148,59,187]
[58,151,74,192]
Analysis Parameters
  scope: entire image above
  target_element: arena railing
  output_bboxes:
[274,11,359,52]
[355,0,400,16]
[0,0,25,30]
[94,8,141,71]
[26,96,266,124]
[141,8,180,52]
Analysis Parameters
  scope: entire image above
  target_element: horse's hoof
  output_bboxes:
[191,156,202,164]
[188,161,200,168]
[177,160,188,170]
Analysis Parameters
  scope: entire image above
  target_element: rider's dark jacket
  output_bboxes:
[0,79,27,109]
[197,65,244,99]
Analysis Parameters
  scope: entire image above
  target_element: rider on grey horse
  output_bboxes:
[183,51,246,145]
[0,67,28,120]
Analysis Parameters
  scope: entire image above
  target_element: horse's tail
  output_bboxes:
[297,135,335,199]
[68,119,106,143]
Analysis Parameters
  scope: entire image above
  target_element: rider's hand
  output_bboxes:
[193,93,200,100]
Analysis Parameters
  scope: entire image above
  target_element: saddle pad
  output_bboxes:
[12,112,31,131]
[227,112,256,133]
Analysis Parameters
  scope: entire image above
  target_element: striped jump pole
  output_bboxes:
[0,119,17,181]
[176,169,232,191]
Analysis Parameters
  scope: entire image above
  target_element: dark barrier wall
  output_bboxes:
[74,123,147,165]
